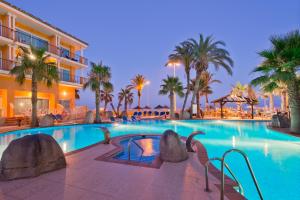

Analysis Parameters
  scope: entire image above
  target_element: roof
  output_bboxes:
[0,0,88,46]
[211,94,257,104]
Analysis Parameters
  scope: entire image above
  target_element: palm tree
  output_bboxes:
[187,34,233,118]
[167,41,193,117]
[231,82,248,112]
[199,71,221,110]
[10,46,59,127]
[129,74,146,109]
[251,30,300,133]
[100,82,114,113]
[118,87,134,116]
[159,76,184,119]
[83,62,111,123]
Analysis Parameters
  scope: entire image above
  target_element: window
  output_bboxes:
[61,47,70,58]
[59,100,70,111]
[16,29,49,51]
[14,98,49,116]
[60,69,71,82]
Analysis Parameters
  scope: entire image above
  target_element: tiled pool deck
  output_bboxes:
[0,140,238,200]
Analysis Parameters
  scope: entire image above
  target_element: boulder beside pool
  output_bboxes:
[159,130,188,162]
[0,134,66,181]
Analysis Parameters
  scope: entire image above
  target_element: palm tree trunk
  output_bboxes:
[31,76,38,127]
[110,103,118,116]
[181,73,190,118]
[116,101,122,117]
[170,92,175,119]
[287,79,300,134]
[205,94,209,111]
[104,101,108,113]
[281,91,287,112]
[138,91,141,110]
[190,74,201,118]
[124,99,128,116]
[196,92,201,118]
[95,89,101,123]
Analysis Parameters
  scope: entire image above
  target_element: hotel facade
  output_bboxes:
[0,1,88,118]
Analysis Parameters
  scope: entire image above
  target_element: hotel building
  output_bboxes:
[0,1,88,118]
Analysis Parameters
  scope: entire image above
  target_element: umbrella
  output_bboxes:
[154,105,163,109]
[143,106,151,109]
[133,106,142,109]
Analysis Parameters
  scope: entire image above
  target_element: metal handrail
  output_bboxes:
[127,138,144,161]
[221,149,263,200]
[205,157,244,195]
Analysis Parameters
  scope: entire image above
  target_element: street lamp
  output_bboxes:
[166,60,181,112]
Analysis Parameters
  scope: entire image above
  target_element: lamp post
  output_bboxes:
[167,61,180,112]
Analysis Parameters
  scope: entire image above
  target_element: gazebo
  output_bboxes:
[211,94,258,119]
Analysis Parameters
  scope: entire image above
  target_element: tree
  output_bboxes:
[187,34,233,118]
[231,82,248,113]
[83,62,111,123]
[251,30,300,133]
[159,76,184,119]
[10,46,59,127]
[118,87,134,116]
[100,82,114,113]
[167,41,193,117]
[129,74,146,109]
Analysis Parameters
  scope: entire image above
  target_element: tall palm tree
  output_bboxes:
[159,76,184,119]
[83,62,111,123]
[231,82,248,112]
[100,82,114,112]
[251,30,300,133]
[10,46,59,127]
[118,87,134,116]
[187,34,234,118]
[129,74,146,109]
[167,41,193,117]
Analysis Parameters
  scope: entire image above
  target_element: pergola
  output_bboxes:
[211,94,257,119]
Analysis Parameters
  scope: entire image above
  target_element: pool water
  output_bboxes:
[113,135,160,164]
[0,120,300,200]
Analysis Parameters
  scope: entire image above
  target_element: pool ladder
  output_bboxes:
[127,138,144,161]
[205,148,264,200]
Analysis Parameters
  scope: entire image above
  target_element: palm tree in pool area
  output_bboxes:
[251,30,300,133]
[159,76,184,119]
[83,62,111,123]
[100,82,114,113]
[10,46,59,127]
[129,74,146,109]
[199,71,221,110]
[168,41,193,117]
[187,34,234,118]
[231,82,248,113]
[118,87,134,116]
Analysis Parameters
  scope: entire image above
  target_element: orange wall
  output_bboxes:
[0,75,76,117]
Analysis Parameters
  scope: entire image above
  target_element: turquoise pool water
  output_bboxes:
[0,120,299,200]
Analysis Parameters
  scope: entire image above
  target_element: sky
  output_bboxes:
[7,0,300,109]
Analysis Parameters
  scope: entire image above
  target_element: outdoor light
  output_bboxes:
[63,91,67,96]
[29,54,36,60]
[145,80,150,85]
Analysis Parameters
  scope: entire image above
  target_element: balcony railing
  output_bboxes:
[14,30,87,65]
[0,25,14,40]
[58,69,86,85]
[0,58,14,71]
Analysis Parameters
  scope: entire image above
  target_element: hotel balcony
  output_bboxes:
[0,29,88,66]
[0,58,86,86]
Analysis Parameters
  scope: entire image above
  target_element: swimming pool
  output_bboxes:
[0,120,299,200]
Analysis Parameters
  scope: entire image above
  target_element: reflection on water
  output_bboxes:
[139,138,158,156]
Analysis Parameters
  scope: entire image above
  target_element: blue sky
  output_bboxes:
[7,0,300,109]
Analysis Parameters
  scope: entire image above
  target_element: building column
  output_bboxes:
[7,89,14,117]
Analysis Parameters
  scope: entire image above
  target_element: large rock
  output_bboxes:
[180,111,191,120]
[0,134,66,181]
[85,110,94,124]
[159,130,188,162]
[39,114,54,127]
[271,113,290,128]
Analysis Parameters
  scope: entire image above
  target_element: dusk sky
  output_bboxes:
[7,0,300,109]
